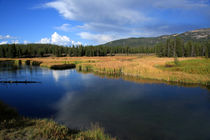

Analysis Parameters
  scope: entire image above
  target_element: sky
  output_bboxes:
[0,0,210,46]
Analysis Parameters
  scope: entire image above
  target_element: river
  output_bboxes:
[0,62,209,140]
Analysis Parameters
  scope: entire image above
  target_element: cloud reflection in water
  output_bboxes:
[53,75,210,140]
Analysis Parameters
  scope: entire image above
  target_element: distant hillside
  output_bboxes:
[103,28,210,47]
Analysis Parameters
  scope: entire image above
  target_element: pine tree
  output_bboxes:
[0,47,4,57]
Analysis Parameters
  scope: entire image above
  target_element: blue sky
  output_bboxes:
[0,0,210,45]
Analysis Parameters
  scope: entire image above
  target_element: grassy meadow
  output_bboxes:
[75,56,210,85]
[0,55,209,85]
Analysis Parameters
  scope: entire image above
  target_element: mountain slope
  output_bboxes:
[103,28,210,47]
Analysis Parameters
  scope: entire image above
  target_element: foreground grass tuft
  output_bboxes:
[0,101,115,140]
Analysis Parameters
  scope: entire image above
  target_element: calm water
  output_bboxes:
[0,63,210,140]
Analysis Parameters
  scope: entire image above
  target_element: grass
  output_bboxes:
[0,56,209,85]
[159,58,210,75]
[0,101,115,140]
[76,56,210,85]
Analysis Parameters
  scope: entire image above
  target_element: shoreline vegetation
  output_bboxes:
[0,101,115,140]
[0,55,209,86]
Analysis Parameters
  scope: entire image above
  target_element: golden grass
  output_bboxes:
[76,56,209,85]
[0,119,115,140]
[0,56,209,85]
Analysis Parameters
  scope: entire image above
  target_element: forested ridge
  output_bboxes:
[0,38,209,58]
[103,28,210,47]
[0,44,154,58]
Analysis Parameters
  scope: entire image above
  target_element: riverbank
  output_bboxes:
[0,56,209,85]
[0,101,115,140]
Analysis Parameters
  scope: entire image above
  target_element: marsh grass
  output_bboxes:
[174,57,180,66]
[0,56,209,85]
[79,123,115,140]
[160,59,210,75]
[0,101,115,140]
[75,56,210,85]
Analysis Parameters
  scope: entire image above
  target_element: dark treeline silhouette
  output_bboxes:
[155,37,210,58]
[0,44,155,58]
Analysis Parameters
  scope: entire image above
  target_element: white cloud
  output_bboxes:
[0,35,15,40]
[78,32,118,44]
[23,40,29,44]
[51,32,71,45]
[40,32,82,46]
[0,41,8,45]
[44,0,209,26]
[45,1,76,20]
[45,0,152,24]
[0,34,20,44]
[71,40,82,46]
[11,40,19,44]
[40,38,51,44]
[55,23,71,32]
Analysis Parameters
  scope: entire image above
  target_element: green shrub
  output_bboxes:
[174,57,180,66]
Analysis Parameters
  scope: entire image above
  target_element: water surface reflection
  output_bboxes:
[54,73,210,140]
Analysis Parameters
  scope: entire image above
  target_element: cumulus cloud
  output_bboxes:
[51,32,71,45]
[40,32,82,46]
[40,38,51,44]
[44,0,210,44]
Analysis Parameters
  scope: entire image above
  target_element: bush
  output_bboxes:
[174,57,180,66]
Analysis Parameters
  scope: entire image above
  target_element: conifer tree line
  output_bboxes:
[0,44,155,58]
[155,37,210,58]
[0,38,209,58]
